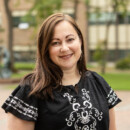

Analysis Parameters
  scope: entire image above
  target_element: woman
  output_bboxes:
[2,13,121,130]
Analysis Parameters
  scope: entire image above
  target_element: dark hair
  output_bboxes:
[21,13,87,99]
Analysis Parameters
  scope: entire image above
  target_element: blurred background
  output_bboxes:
[0,0,130,129]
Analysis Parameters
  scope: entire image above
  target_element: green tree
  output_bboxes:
[111,0,129,61]
[0,0,62,72]
[85,0,129,73]
[0,0,14,71]
[26,0,62,26]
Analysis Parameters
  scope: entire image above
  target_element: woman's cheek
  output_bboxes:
[49,47,60,60]
[73,42,82,52]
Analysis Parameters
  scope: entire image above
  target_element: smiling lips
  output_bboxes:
[59,53,73,60]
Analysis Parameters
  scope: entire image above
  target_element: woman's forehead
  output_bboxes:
[52,21,78,38]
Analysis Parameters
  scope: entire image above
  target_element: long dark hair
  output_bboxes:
[21,13,87,99]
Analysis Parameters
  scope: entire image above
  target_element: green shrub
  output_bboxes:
[93,40,105,63]
[116,56,130,69]
[14,62,35,70]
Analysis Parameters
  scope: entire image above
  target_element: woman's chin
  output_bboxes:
[60,64,77,71]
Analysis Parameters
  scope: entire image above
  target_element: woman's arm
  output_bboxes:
[109,108,117,130]
[7,113,35,130]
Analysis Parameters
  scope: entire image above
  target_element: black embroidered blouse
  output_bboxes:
[2,71,121,130]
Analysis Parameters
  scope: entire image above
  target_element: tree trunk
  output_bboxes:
[101,21,110,74]
[125,14,129,56]
[96,0,100,42]
[76,0,89,63]
[86,2,90,62]
[73,0,78,20]
[112,0,119,61]
[1,0,14,71]
[115,12,119,61]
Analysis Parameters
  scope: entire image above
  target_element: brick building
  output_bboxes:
[0,0,87,62]
[0,0,130,62]
[88,0,130,61]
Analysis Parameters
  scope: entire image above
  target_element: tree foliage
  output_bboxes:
[25,0,62,25]
[111,0,129,15]
[116,54,130,69]
[85,0,129,73]
[93,40,108,74]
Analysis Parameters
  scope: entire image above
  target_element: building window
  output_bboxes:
[12,15,36,28]
[89,12,116,25]
[89,12,130,25]
[90,49,130,62]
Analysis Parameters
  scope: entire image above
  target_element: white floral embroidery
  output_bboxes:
[63,88,103,130]
[107,88,119,106]
[5,95,38,120]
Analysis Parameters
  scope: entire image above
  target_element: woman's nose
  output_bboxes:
[60,43,69,52]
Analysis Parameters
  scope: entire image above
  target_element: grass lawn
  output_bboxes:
[6,71,32,89]
[8,71,130,91]
[11,70,31,79]
[100,73,130,90]
[5,61,130,91]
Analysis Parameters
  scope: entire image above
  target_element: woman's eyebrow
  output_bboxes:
[66,34,75,38]
[51,38,60,41]
[52,34,75,40]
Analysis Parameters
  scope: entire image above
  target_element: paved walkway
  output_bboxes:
[0,84,130,130]
[115,91,130,130]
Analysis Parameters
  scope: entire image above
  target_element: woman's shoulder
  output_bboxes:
[83,70,121,108]
[20,72,34,87]
[1,73,39,121]
[84,70,109,87]
[84,70,102,80]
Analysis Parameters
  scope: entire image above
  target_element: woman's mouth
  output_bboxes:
[59,54,73,60]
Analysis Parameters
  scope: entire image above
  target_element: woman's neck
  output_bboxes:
[62,67,81,86]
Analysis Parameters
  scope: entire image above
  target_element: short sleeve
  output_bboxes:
[1,84,38,121]
[91,71,121,109]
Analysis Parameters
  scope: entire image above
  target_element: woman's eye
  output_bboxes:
[67,38,74,42]
[51,41,60,46]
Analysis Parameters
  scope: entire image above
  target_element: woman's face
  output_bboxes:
[49,21,82,71]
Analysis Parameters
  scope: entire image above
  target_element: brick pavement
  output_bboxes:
[0,85,13,130]
[115,91,130,130]
[0,85,130,130]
